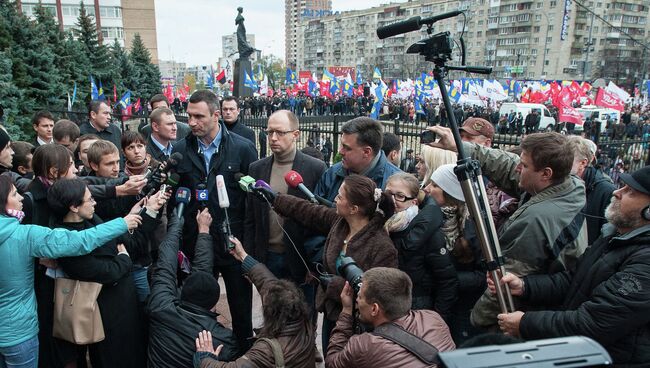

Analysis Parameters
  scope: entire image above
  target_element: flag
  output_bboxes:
[164,83,174,103]
[370,80,388,119]
[71,81,77,109]
[322,69,335,83]
[595,88,625,111]
[216,69,227,84]
[329,79,340,96]
[118,90,131,109]
[90,76,99,100]
[356,69,363,85]
[285,68,297,84]
[342,79,354,96]
[255,64,265,82]
[558,105,583,125]
[448,85,462,103]
[133,98,141,113]
[308,79,318,96]
[98,81,105,100]
[113,84,117,103]
[207,67,214,89]
[345,73,353,85]
[606,81,630,102]
[244,70,257,90]
[67,92,72,112]
[373,67,382,80]
[259,75,269,95]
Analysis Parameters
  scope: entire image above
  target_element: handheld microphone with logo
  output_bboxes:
[216,175,235,250]
[174,187,191,219]
[196,183,208,210]
[284,170,333,207]
[238,175,257,192]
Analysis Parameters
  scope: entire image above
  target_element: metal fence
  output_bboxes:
[44,110,649,175]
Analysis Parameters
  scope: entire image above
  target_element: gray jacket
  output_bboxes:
[460,142,588,327]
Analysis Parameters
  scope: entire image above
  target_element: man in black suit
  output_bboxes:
[31,110,54,146]
[244,109,326,289]
[79,100,123,153]
[221,96,257,151]
[139,94,192,141]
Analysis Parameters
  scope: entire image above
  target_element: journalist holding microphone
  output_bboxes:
[251,174,398,352]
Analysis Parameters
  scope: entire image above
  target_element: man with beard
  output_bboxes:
[495,165,650,366]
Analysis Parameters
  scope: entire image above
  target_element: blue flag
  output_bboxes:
[286,68,297,84]
[244,70,257,90]
[98,80,105,100]
[308,79,318,96]
[71,81,77,108]
[90,76,99,100]
[448,85,462,103]
[118,90,131,109]
[356,69,363,85]
[370,81,388,119]
[373,67,382,80]
[343,80,354,96]
[329,78,340,95]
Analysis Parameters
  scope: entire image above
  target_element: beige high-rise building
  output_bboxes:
[17,0,159,63]
[295,0,650,88]
[285,0,333,69]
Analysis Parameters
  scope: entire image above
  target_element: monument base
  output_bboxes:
[234,59,253,98]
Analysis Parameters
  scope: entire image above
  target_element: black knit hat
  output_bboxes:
[620,165,650,195]
[180,271,220,310]
[0,128,10,151]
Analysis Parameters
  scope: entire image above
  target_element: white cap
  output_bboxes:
[430,164,465,202]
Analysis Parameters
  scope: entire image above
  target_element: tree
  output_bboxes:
[61,31,92,109]
[111,38,133,94]
[128,33,161,99]
[74,2,116,87]
[0,51,25,140]
[257,54,285,90]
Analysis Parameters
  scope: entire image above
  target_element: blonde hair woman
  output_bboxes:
[416,145,457,186]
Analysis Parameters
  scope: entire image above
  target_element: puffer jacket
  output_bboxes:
[0,216,127,348]
[582,166,615,244]
[194,257,315,368]
[520,224,650,367]
[326,310,456,368]
[461,142,588,327]
[389,196,458,319]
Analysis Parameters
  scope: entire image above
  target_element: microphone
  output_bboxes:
[143,152,184,196]
[196,183,208,209]
[377,16,421,39]
[376,10,463,39]
[238,175,256,192]
[254,179,273,192]
[215,175,234,250]
[284,171,317,204]
[284,170,334,207]
[174,187,191,219]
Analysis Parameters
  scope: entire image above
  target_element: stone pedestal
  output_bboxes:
[233,59,253,98]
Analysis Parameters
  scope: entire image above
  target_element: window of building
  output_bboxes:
[99,6,122,18]
[534,26,541,32]
[531,49,538,55]
[477,31,482,37]
[535,14,542,21]
[101,27,124,40]
[548,25,554,30]
[550,1,557,7]
[546,36,552,43]
[537,2,543,9]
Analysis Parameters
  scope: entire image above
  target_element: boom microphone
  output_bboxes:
[174,187,191,219]
[376,10,464,39]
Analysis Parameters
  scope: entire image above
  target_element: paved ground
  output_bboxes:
[216,278,326,367]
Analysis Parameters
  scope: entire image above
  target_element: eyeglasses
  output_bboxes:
[386,191,415,202]
[265,130,296,137]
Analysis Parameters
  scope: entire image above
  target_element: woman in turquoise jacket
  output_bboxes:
[0,175,141,368]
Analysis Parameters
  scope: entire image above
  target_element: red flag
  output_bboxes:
[520,88,531,103]
[164,84,174,103]
[529,90,547,103]
[133,98,141,113]
[216,69,227,84]
[113,84,117,103]
[558,105,583,125]
[178,88,187,102]
[581,82,592,96]
[569,81,584,98]
[550,82,562,105]
[320,81,330,97]
[184,83,190,93]
[595,88,625,111]
[554,86,575,108]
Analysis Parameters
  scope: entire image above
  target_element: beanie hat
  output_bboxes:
[430,164,465,202]
[0,128,11,151]
[180,271,220,310]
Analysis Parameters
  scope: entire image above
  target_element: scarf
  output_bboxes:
[6,208,25,223]
[125,157,150,176]
[384,205,419,233]
[440,205,467,251]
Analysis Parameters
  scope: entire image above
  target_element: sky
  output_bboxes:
[154,0,406,66]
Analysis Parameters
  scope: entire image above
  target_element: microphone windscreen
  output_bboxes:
[284,170,304,188]
[175,187,191,204]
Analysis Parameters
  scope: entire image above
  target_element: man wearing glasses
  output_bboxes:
[244,109,326,281]
[221,96,257,149]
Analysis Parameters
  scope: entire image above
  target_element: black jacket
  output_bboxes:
[225,119,257,151]
[389,196,458,319]
[147,215,239,368]
[243,150,326,279]
[172,123,257,262]
[79,121,122,154]
[582,167,615,244]
[56,217,145,368]
[520,224,650,366]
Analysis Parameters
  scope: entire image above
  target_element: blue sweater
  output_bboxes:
[0,216,127,347]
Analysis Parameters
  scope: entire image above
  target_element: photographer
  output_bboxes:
[194,237,315,367]
[326,267,455,368]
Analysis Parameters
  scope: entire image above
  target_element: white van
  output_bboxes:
[574,106,621,133]
[498,103,556,131]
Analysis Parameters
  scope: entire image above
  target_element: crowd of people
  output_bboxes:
[0,89,649,368]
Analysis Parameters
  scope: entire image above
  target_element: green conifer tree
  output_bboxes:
[128,33,161,99]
